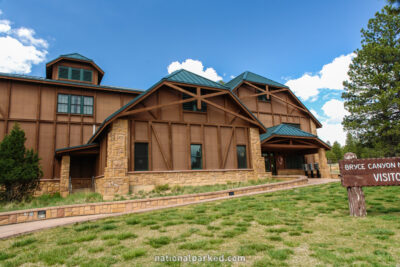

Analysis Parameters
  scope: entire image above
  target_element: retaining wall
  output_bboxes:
[0,176,307,226]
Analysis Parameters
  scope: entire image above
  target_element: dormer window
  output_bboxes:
[58,66,93,82]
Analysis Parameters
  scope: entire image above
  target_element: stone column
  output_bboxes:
[102,119,130,200]
[60,155,70,197]
[249,128,267,179]
[318,148,330,178]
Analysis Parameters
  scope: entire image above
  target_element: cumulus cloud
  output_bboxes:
[317,99,349,145]
[167,59,222,82]
[0,12,48,73]
[285,53,355,101]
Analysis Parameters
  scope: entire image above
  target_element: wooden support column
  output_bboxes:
[35,85,42,151]
[347,187,366,217]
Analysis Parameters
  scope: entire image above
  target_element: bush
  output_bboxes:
[0,123,43,201]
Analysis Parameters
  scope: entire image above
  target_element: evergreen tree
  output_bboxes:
[342,5,400,157]
[0,123,43,201]
[331,142,344,162]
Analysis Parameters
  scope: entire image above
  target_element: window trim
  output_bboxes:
[134,142,149,171]
[56,93,94,116]
[58,66,93,83]
[190,144,203,170]
[236,145,247,169]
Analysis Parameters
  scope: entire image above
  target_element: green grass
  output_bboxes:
[2,182,400,266]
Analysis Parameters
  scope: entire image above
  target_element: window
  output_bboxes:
[57,94,94,115]
[285,154,304,169]
[237,145,247,169]
[70,95,81,114]
[134,143,148,171]
[57,94,69,113]
[190,144,202,170]
[182,88,207,112]
[257,94,270,102]
[58,66,93,82]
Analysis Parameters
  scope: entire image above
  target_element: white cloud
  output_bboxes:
[0,12,48,73]
[0,20,11,33]
[167,59,222,82]
[285,53,355,101]
[317,99,349,145]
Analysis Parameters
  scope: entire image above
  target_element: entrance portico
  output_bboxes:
[260,124,331,177]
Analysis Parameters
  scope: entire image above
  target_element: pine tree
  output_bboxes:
[342,5,400,157]
[0,123,43,201]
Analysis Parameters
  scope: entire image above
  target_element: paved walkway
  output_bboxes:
[0,178,338,240]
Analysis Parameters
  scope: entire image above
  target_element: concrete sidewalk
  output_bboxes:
[0,178,338,240]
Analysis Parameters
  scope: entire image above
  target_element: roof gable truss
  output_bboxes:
[118,81,265,129]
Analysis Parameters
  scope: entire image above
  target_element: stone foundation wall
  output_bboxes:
[60,155,70,197]
[129,169,272,193]
[34,179,60,196]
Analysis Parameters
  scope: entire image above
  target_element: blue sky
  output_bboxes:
[0,0,387,144]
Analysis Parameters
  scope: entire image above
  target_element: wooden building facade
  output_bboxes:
[0,53,330,199]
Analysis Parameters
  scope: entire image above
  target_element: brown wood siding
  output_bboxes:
[0,79,139,179]
[127,85,253,172]
[235,84,316,133]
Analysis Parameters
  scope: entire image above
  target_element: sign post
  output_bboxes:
[339,153,400,217]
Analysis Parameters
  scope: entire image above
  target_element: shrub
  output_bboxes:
[0,123,43,201]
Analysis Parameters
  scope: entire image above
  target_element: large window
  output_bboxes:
[190,144,202,170]
[57,94,94,115]
[237,145,247,169]
[58,66,93,82]
[134,143,149,171]
[182,88,207,112]
[285,154,304,169]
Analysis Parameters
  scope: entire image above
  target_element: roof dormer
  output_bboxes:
[46,53,104,85]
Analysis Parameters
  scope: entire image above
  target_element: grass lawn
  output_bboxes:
[0,177,281,212]
[1,182,400,266]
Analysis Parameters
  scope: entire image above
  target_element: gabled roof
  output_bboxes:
[165,69,229,90]
[87,69,266,144]
[226,71,288,91]
[260,123,331,149]
[46,53,104,83]
[59,53,93,61]
[260,124,316,141]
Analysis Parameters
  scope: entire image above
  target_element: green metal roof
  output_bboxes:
[0,72,142,93]
[260,123,316,142]
[226,71,289,90]
[59,53,93,62]
[165,69,229,90]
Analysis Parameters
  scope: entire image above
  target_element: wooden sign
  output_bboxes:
[339,157,400,187]
[339,154,400,217]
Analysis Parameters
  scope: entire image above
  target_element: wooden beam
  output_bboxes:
[263,144,319,149]
[168,122,173,169]
[121,98,196,117]
[151,124,171,170]
[222,128,234,168]
[139,102,157,120]
[201,98,260,126]
[217,126,222,168]
[196,87,201,110]
[270,88,289,94]
[244,81,308,113]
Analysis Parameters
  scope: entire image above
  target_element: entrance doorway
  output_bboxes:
[263,152,277,175]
